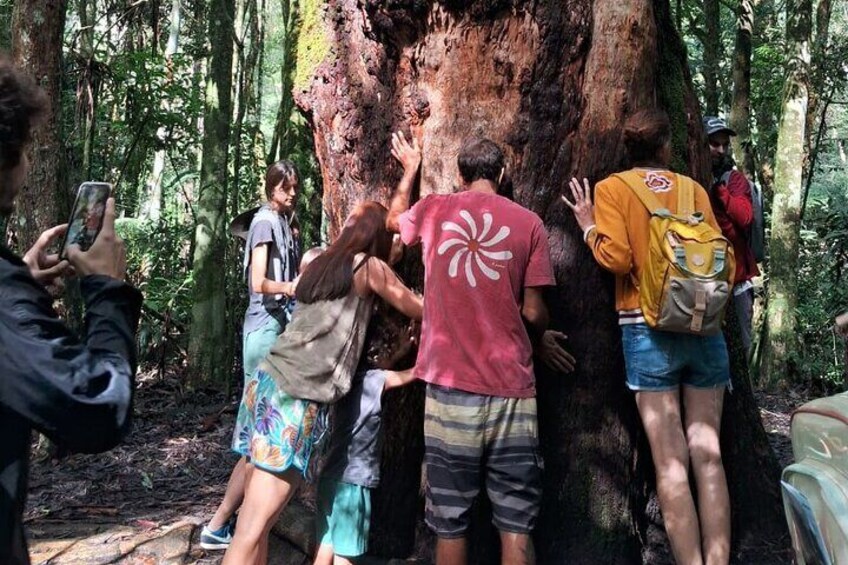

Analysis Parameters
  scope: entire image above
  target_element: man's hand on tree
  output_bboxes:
[391,130,421,176]
[23,223,70,288]
[537,330,576,374]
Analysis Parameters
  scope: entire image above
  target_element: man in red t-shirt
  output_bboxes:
[387,133,560,564]
[704,116,760,355]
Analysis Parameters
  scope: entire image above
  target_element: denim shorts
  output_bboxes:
[621,323,731,391]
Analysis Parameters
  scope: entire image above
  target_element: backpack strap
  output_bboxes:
[675,174,695,216]
[612,171,666,215]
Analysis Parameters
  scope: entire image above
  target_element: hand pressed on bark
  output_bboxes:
[387,130,422,233]
[562,177,596,235]
[537,330,576,374]
[390,130,421,176]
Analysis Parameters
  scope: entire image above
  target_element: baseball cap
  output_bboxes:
[703,116,737,137]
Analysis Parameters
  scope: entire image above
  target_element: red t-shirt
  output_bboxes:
[399,191,555,398]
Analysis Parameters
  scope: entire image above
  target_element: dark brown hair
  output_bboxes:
[458,138,505,184]
[623,109,671,166]
[295,201,393,303]
[264,160,298,200]
[0,58,46,171]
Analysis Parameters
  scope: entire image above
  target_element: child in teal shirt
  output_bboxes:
[313,366,415,563]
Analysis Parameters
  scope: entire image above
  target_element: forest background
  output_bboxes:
[2,0,848,562]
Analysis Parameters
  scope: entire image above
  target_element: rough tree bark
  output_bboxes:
[762,0,812,386]
[295,0,789,562]
[8,0,68,251]
[730,0,756,179]
[188,0,236,387]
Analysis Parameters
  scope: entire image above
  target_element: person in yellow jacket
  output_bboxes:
[564,109,731,565]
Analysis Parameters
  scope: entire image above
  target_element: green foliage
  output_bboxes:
[117,211,195,362]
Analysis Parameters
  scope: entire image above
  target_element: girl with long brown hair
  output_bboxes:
[223,201,422,564]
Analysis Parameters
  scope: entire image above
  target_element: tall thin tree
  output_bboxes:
[140,0,183,221]
[188,0,236,387]
[762,0,813,385]
[730,0,756,178]
[703,0,722,115]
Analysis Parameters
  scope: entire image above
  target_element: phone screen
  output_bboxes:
[60,182,112,259]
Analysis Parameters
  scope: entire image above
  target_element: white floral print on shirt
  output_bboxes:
[437,210,513,288]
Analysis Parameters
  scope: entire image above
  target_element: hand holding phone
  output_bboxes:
[60,182,112,259]
[66,197,127,281]
[22,223,71,286]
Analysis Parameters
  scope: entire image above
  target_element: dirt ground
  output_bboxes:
[23,369,810,564]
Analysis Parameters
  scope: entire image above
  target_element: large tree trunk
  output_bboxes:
[295,0,789,561]
[762,0,812,386]
[730,0,756,179]
[8,0,68,251]
[188,0,236,387]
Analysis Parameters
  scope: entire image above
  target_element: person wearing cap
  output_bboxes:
[704,116,760,355]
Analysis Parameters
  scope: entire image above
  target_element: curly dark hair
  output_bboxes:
[0,57,46,171]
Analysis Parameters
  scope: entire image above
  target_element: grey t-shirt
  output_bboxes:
[321,369,386,488]
[243,215,299,335]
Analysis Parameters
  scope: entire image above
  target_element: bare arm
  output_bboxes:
[250,243,296,297]
[522,286,549,345]
[359,256,423,320]
[384,367,416,390]
[387,131,421,233]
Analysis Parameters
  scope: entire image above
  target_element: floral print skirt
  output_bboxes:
[232,369,327,478]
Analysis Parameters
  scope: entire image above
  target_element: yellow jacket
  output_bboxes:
[586,169,721,313]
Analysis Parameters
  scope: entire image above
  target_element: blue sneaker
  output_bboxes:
[199,519,234,550]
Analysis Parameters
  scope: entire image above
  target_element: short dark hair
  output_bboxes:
[457,138,505,184]
[0,59,46,171]
[623,109,671,165]
[264,160,299,200]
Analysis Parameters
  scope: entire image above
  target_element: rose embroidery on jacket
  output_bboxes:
[437,210,513,288]
[645,171,673,193]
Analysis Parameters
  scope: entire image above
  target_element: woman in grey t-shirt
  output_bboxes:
[201,161,302,550]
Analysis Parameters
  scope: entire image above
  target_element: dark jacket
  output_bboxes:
[0,244,142,565]
[710,169,760,283]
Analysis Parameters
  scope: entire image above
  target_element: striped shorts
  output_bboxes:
[423,384,542,537]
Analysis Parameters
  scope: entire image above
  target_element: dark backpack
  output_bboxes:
[719,170,766,263]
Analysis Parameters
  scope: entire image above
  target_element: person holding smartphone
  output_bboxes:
[0,60,142,565]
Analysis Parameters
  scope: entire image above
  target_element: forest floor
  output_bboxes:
[24,368,808,564]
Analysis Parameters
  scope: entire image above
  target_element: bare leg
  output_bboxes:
[208,457,248,530]
[683,386,730,565]
[313,544,334,565]
[435,537,467,565]
[222,467,302,565]
[500,531,535,565]
[332,556,354,565]
[635,391,704,565]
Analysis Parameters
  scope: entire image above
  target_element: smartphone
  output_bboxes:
[60,181,112,259]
